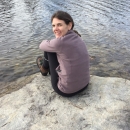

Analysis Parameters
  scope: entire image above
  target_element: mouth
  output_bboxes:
[55,32,61,35]
[55,32,61,37]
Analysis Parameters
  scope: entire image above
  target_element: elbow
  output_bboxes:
[39,41,44,50]
[39,43,42,50]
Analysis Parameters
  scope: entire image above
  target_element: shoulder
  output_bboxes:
[41,30,79,47]
[64,30,77,37]
[61,30,79,42]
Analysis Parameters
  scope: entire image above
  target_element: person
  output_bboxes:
[36,10,90,97]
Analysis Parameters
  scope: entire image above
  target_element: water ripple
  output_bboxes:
[0,0,130,85]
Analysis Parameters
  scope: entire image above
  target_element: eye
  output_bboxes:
[58,23,62,27]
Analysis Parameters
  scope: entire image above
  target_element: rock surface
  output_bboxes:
[0,74,130,130]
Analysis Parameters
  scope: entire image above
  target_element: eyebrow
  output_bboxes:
[52,23,62,26]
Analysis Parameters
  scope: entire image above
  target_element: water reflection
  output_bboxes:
[11,0,32,43]
[0,0,130,85]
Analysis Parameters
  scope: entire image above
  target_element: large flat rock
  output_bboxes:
[0,74,130,130]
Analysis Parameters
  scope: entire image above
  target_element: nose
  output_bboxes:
[54,25,58,31]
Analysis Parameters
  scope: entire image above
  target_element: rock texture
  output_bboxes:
[0,74,130,130]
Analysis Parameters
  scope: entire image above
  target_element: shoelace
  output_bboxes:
[39,59,44,66]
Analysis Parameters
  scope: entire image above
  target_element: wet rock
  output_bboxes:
[0,74,130,130]
[0,74,37,98]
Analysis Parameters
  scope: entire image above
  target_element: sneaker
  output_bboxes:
[36,56,49,76]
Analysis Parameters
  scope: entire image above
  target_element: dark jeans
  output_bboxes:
[42,51,88,97]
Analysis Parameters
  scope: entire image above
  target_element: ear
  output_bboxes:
[68,22,72,30]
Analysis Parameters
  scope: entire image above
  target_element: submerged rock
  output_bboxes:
[0,74,130,130]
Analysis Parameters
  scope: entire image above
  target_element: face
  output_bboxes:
[52,18,72,38]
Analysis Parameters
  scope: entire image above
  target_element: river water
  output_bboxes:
[0,0,130,87]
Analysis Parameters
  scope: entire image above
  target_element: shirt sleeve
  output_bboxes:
[39,38,62,53]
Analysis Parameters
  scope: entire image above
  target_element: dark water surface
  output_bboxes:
[0,0,130,86]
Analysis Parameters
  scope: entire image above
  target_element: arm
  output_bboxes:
[39,38,62,53]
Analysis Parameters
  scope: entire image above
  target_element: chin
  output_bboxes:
[56,35,62,38]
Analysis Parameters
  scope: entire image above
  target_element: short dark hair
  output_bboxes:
[51,11,74,29]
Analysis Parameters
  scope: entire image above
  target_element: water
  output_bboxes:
[0,0,130,88]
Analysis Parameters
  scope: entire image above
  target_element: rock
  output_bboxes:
[0,74,130,130]
[0,74,37,98]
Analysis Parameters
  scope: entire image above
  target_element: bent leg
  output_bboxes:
[47,52,59,88]
[47,52,69,95]
[42,51,49,69]
[46,52,88,97]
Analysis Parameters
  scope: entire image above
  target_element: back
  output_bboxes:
[56,30,90,93]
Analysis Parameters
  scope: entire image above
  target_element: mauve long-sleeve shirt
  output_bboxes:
[39,30,90,94]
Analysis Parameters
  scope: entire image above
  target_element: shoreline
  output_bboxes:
[0,73,37,98]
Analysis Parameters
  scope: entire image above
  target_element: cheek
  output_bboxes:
[63,27,68,32]
[62,29,67,35]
